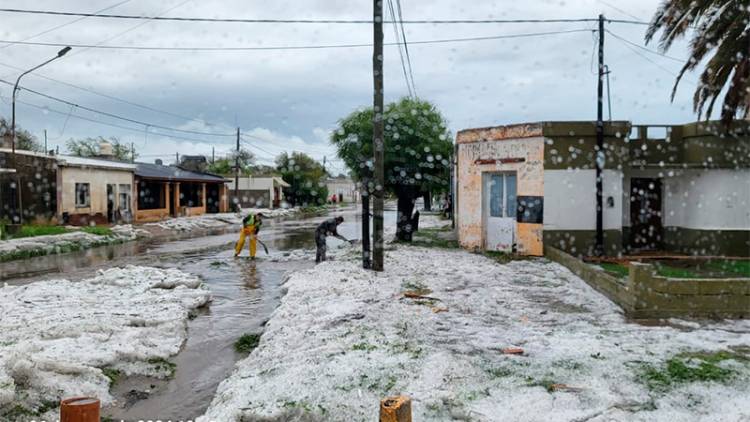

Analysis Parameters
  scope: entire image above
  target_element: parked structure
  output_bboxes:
[326,176,359,203]
[455,120,750,257]
[227,176,289,209]
[134,161,229,222]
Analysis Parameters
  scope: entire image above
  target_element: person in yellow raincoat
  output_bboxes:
[234,212,264,258]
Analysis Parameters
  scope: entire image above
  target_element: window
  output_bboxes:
[489,173,517,218]
[75,183,90,208]
[119,184,131,212]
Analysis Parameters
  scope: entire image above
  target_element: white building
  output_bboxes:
[455,120,750,257]
[226,176,290,209]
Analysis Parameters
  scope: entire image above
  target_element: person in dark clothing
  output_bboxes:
[315,216,349,263]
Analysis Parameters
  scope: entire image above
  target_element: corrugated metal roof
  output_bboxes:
[58,155,136,171]
[135,162,227,182]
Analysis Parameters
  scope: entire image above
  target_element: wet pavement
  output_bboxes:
[0,205,396,421]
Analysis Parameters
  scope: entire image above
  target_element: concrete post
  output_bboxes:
[60,397,99,422]
[380,396,412,422]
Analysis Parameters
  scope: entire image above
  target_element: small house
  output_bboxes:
[134,161,229,222]
[0,148,58,223]
[56,154,136,225]
[227,176,289,209]
[455,120,750,257]
[326,176,359,203]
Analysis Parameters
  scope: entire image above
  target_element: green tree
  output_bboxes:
[331,97,453,241]
[66,136,137,161]
[276,152,329,206]
[0,117,42,151]
[646,0,749,125]
[206,148,255,175]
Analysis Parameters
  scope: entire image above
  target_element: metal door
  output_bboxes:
[483,173,517,251]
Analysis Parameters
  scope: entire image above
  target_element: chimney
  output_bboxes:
[155,159,163,165]
[98,140,114,159]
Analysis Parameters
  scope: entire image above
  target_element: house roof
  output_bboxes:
[135,162,227,183]
[57,154,137,171]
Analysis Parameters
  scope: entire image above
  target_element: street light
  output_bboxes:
[11,46,71,155]
[8,46,70,225]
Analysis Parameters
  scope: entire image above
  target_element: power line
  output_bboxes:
[395,0,417,97]
[0,28,594,51]
[0,0,131,51]
[386,0,413,97]
[0,9,648,25]
[0,78,235,137]
[62,0,192,61]
[12,97,235,144]
[0,61,232,131]
[605,30,684,62]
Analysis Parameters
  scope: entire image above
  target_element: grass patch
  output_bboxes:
[234,333,261,354]
[655,264,701,279]
[403,226,459,249]
[102,367,122,386]
[401,279,432,296]
[12,224,69,239]
[599,262,629,278]
[352,342,377,352]
[483,250,530,264]
[80,226,113,236]
[705,260,750,277]
[526,377,558,392]
[639,351,744,391]
[1,404,37,419]
[146,357,176,377]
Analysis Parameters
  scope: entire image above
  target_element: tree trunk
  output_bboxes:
[422,191,432,211]
[395,186,419,241]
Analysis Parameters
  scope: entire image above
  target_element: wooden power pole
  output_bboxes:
[595,14,605,256]
[235,127,240,211]
[372,0,385,271]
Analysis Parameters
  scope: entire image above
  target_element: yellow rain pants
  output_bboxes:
[234,226,257,258]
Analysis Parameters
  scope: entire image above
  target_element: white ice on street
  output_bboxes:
[0,266,211,416]
[0,224,148,262]
[200,234,750,421]
[146,208,298,231]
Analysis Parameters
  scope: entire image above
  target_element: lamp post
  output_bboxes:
[8,46,70,225]
[11,46,71,156]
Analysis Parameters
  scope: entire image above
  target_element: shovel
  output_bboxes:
[256,238,270,255]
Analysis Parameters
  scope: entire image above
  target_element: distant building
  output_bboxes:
[226,176,289,209]
[455,120,750,257]
[134,160,229,222]
[326,177,359,203]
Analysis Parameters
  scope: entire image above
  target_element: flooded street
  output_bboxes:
[0,206,396,421]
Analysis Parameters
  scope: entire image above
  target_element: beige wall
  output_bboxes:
[456,125,544,255]
[59,166,134,217]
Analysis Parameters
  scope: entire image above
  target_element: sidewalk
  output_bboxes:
[199,220,750,421]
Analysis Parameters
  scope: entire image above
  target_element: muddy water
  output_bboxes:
[0,206,396,421]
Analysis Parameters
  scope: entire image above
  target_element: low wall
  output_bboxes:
[546,247,750,319]
[136,208,170,223]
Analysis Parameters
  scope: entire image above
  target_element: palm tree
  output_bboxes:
[645,0,749,125]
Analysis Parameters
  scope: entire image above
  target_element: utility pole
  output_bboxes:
[212,146,215,164]
[235,127,240,211]
[323,155,326,172]
[44,129,47,153]
[595,14,605,256]
[372,0,385,271]
[130,142,134,163]
[176,152,179,164]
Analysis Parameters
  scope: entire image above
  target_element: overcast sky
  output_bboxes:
[0,0,700,174]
